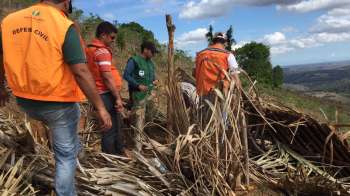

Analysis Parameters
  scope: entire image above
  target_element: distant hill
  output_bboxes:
[283,60,350,104]
[284,60,350,74]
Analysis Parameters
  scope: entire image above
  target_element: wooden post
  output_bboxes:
[166,15,176,131]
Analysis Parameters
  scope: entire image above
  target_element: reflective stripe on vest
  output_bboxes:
[86,42,122,93]
[1,3,84,102]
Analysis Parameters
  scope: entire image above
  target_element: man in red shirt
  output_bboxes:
[86,21,124,155]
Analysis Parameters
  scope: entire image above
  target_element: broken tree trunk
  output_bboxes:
[166,14,176,131]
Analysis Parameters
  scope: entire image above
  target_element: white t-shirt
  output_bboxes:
[228,53,240,74]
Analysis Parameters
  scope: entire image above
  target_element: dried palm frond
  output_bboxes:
[0,149,36,196]
[1,68,350,196]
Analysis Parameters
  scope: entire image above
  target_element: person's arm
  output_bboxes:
[63,25,111,129]
[123,59,139,88]
[0,32,9,107]
[101,71,123,111]
[228,53,241,88]
[150,63,159,86]
[123,59,148,91]
[69,64,105,108]
[101,72,121,99]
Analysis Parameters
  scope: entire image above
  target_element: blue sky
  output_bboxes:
[74,0,350,66]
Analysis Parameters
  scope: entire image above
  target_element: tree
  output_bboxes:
[80,13,104,40]
[205,25,236,51]
[235,42,273,85]
[205,25,213,45]
[225,25,236,51]
[119,22,155,42]
[272,65,284,88]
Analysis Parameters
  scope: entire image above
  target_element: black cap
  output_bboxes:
[141,41,159,54]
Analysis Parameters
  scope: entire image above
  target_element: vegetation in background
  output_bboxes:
[262,86,350,124]
[205,25,214,45]
[69,8,193,73]
[235,42,273,86]
[205,25,236,51]
[225,25,236,51]
[235,42,284,88]
[272,65,284,88]
[284,64,350,96]
[0,0,35,17]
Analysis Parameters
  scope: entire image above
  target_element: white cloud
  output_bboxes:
[238,28,350,56]
[179,0,350,20]
[269,31,350,54]
[270,45,295,54]
[310,7,350,33]
[314,32,350,43]
[289,36,320,48]
[232,41,249,50]
[179,0,234,20]
[178,0,301,20]
[178,28,208,42]
[263,32,287,45]
[236,0,299,6]
[278,0,350,13]
[176,28,208,48]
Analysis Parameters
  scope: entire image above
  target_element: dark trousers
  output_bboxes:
[198,92,217,129]
[100,92,124,155]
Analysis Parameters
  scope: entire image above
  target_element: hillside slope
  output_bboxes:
[284,61,350,104]
[262,87,350,124]
[2,1,349,125]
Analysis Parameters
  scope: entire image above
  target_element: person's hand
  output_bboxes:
[235,79,242,90]
[138,85,148,92]
[115,98,124,112]
[0,88,9,107]
[153,80,160,86]
[96,108,112,131]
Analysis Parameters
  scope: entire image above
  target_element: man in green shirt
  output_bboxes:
[123,41,158,151]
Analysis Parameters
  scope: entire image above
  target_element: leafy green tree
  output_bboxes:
[116,31,126,51]
[205,25,236,51]
[225,25,236,51]
[119,22,155,42]
[272,65,284,88]
[80,13,104,40]
[236,42,273,85]
[205,25,213,45]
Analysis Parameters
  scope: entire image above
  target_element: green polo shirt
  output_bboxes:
[0,25,86,65]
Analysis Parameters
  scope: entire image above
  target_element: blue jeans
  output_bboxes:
[17,98,80,196]
[100,92,124,155]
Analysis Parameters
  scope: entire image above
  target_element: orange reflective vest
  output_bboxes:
[86,39,123,93]
[195,46,230,96]
[1,3,84,102]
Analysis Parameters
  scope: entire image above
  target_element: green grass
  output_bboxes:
[260,87,350,124]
